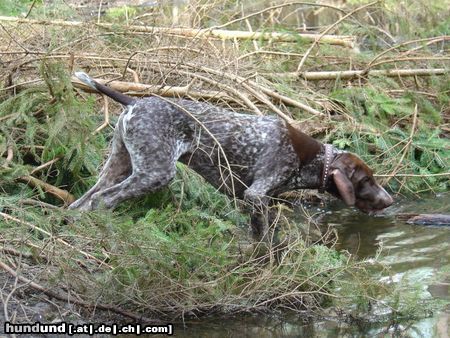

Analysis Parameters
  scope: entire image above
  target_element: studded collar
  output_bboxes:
[318,144,334,193]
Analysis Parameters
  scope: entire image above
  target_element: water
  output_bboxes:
[176,195,450,337]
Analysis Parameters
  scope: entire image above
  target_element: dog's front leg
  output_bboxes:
[244,183,273,242]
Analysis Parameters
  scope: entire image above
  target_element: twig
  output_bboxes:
[1,269,19,324]
[365,36,450,70]
[30,157,62,175]
[384,106,418,184]
[257,86,324,117]
[175,62,324,117]
[213,1,347,30]
[0,258,161,324]
[126,67,140,83]
[0,113,17,122]
[240,82,293,123]
[24,0,38,18]
[0,212,111,269]
[369,56,450,68]
[1,247,34,260]
[93,95,110,135]
[167,70,263,115]
[374,172,450,178]
[404,36,450,55]
[5,146,13,163]
[19,199,59,209]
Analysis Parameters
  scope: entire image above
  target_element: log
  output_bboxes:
[397,213,450,226]
[0,15,355,48]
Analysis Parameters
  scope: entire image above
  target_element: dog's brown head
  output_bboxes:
[326,152,394,213]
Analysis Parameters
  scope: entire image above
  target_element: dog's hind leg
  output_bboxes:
[81,134,185,210]
[69,121,132,210]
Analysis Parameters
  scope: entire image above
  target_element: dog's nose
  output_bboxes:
[384,194,394,208]
[378,186,394,208]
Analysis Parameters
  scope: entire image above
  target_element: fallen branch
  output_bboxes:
[366,36,450,69]
[72,78,233,102]
[0,258,161,324]
[0,15,355,48]
[17,175,75,205]
[166,62,325,117]
[374,172,450,178]
[269,68,448,80]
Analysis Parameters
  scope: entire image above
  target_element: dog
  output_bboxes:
[70,72,393,240]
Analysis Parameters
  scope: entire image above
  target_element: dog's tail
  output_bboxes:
[74,71,136,106]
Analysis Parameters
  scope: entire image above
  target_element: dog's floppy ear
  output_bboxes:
[331,169,355,206]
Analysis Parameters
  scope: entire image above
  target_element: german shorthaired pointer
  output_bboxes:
[70,72,393,240]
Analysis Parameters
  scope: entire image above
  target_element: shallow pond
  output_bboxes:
[176,194,450,337]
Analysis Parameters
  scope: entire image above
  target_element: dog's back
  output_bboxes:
[122,97,297,197]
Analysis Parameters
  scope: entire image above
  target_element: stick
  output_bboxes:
[17,175,75,204]
[269,68,448,80]
[30,156,62,175]
[366,36,450,69]
[72,78,233,101]
[374,172,450,178]
[0,16,355,47]
[93,95,110,134]
[173,62,324,117]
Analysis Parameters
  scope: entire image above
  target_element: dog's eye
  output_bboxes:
[361,176,370,184]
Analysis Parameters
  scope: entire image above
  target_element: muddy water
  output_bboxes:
[177,194,450,337]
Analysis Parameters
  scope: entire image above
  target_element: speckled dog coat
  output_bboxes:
[70,72,394,239]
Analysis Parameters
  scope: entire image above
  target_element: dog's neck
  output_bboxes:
[286,123,322,164]
[287,146,328,190]
[285,123,339,191]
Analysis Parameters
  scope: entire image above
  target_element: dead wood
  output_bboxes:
[72,78,234,102]
[269,68,448,80]
[17,175,75,205]
[0,15,355,48]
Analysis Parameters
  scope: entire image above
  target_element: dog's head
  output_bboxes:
[326,152,394,213]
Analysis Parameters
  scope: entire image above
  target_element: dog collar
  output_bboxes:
[319,144,333,193]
